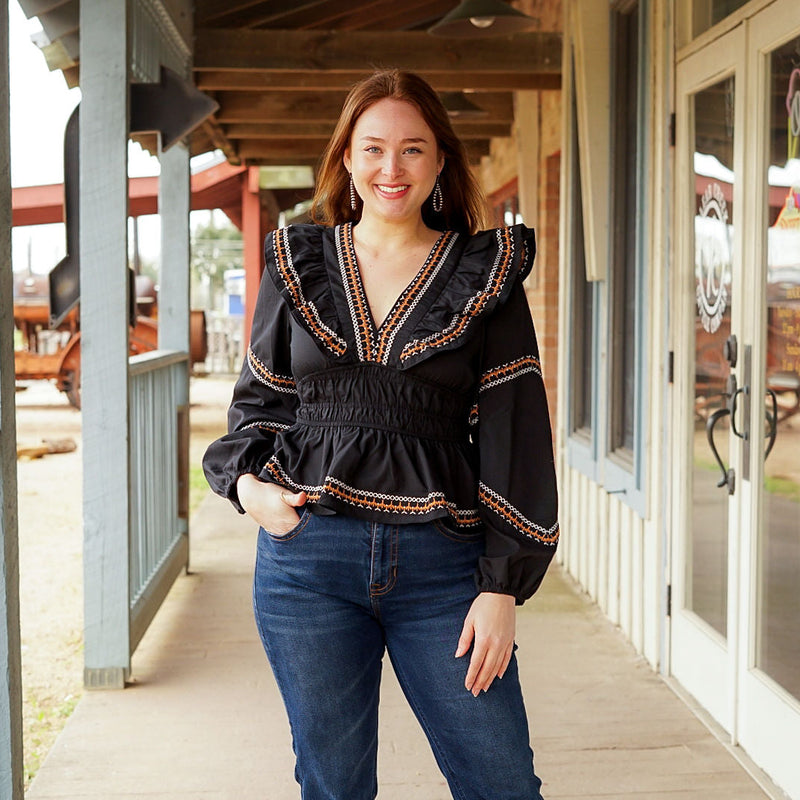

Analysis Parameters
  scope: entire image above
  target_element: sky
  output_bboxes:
[7,0,180,273]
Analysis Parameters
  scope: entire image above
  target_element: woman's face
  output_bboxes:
[343,98,444,226]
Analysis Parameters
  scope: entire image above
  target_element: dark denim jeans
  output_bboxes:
[253,510,544,800]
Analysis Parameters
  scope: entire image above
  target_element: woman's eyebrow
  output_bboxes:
[359,135,429,143]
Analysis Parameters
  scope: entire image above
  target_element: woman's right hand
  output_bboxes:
[236,473,307,535]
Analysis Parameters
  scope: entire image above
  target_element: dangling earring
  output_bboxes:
[432,176,443,213]
[349,173,357,211]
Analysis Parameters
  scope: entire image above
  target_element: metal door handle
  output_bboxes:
[765,389,778,460]
[706,407,735,494]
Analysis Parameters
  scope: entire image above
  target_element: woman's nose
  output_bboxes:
[381,155,401,177]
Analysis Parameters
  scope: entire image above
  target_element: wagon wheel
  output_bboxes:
[63,368,81,410]
[57,333,82,410]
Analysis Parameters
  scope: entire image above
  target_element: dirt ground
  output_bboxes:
[14,374,233,787]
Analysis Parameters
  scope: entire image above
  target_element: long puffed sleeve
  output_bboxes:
[475,280,559,603]
[202,266,298,513]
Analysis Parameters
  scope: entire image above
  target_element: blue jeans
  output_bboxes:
[252,510,544,800]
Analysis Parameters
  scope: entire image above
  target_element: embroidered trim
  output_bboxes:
[479,355,542,393]
[241,420,293,433]
[375,231,457,363]
[337,224,457,365]
[336,223,375,362]
[265,455,482,526]
[272,228,347,356]
[247,346,296,394]
[479,482,559,545]
[401,227,516,362]
[468,402,479,426]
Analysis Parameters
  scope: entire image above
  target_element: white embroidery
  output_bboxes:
[247,347,296,394]
[379,232,459,364]
[241,421,293,432]
[266,455,481,524]
[479,481,559,544]
[479,356,542,393]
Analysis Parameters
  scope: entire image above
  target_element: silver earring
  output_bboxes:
[349,174,357,211]
[432,177,443,213]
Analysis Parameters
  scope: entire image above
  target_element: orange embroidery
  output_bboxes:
[401,227,515,362]
[247,346,296,394]
[338,224,457,364]
[479,482,559,545]
[479,356,541,393]
[264,457,481,526]
[272,229,347,356]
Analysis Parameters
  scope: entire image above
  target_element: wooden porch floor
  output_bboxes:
[26,493,774,800]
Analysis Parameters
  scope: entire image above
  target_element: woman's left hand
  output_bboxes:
[455,592,516,696]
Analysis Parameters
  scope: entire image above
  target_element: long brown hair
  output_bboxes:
[310,70,486,235]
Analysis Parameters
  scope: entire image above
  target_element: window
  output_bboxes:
[569,56,594,438]
[609,6,640,459]
[488,180,524,228]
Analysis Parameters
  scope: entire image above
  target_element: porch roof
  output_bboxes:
[17,0,562,167]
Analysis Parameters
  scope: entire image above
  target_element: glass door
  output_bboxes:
[673,4,800,796]
[672,26,745,733]
[736,5,800,797]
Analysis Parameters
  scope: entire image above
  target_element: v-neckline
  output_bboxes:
[337,222,454,364]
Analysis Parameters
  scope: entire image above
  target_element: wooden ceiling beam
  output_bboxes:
[195,70,560,92]
[349,0,453,31]
[267,0,390,30]
[235,137,491,162]
[223,120,513,139]
[195,0,330,27]
[213,90,514,124]
[194,28,562,75]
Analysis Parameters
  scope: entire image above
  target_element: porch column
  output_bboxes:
[242,166,263,342]
[158,140,191,543]
[0,0,24,793]
[80,0,131,688]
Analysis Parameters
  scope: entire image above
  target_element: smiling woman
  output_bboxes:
[203,69,558,800]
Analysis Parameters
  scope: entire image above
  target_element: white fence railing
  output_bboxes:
[128,349,189,650]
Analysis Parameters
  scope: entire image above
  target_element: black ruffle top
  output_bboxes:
[202,222,559,602]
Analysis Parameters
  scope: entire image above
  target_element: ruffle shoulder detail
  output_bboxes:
[400,224,535,367]
[263,224,349,357]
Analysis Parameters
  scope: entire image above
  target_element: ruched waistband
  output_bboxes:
[295,364,470,442]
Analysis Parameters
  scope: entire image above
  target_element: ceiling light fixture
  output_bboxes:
[428,0,537,38]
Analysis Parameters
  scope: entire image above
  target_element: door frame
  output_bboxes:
[670,23,747,736]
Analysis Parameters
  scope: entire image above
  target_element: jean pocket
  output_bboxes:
[431,517,485,543]
[263,506,312,542]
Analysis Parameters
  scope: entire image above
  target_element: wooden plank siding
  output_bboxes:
[559,470,658,668]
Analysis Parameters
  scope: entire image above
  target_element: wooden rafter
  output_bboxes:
[222,120,512,139]
[194,29,562,75]
[212,89,514,123]
[195,70,561,93]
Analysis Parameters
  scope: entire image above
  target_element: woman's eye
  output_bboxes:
[364,146,381,154]
[404,147,422,154]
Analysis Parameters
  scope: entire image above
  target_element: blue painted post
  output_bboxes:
[0,0,25,792]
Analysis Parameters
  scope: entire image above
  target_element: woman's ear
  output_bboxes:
[343,149,352,173]
[437,154,445,174]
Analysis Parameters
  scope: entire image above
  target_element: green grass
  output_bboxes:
[764,475,800,503]
[189,464,211,514]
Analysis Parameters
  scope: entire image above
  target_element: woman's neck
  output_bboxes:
[353,212,436,254]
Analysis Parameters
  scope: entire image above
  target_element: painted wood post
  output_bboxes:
[242,166,263,343]
[80,0,132,689]
[159,142,191,355]
[159,141,191,548]
[0,1,25,792]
